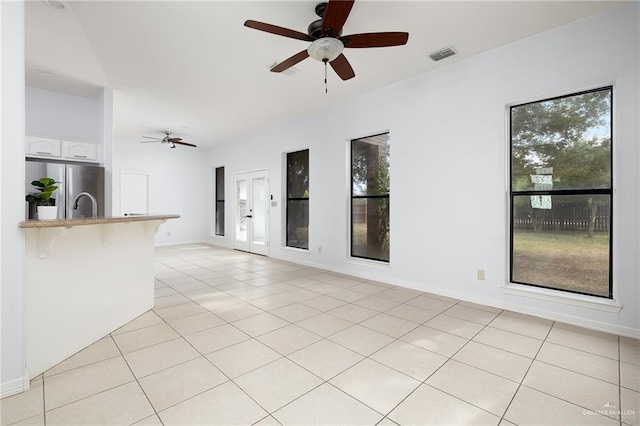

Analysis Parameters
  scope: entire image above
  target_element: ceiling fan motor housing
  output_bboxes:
[308,2,342,39]
[308,19,323,38]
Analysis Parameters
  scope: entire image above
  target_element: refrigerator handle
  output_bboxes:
[57,165,66,220]
[66,166,73,218]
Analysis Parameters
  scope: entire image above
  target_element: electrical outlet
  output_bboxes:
[477,269,485,280]
[167,231,171,237]
[317,245,322,254]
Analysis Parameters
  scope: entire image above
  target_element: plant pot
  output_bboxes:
[28,199,56,220]
[37,205,58,220]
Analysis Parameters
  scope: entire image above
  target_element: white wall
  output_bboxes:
[112,132,207,246]
[25,86,102,142]
[1,0,28,397]
[205,4,640,337]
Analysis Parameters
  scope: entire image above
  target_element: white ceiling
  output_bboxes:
[25,0,626,147]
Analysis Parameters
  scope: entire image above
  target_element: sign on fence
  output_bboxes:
[530,170,553,209]
[531,195,552,209]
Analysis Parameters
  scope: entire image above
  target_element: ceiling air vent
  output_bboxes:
[429,46,457,62]
[266,61,300,77]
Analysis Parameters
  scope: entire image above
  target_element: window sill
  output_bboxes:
[502,283,622,313]
[344,257,391,270]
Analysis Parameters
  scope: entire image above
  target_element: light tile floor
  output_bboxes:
[2,244,639,425]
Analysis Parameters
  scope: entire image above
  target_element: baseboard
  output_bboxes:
[268,250,640,339]
[1,375,29,399]
[205,238,232,249]
[154,239,206,247]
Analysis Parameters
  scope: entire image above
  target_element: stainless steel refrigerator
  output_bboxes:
[26,160,105,220]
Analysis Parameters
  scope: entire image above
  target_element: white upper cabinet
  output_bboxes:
[26,136,100,163]
[62,140,98,161]
[25,136,61,158]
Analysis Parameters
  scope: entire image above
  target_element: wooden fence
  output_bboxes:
[513,201,610,232]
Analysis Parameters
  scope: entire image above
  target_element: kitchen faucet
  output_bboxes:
[72,192,98,218]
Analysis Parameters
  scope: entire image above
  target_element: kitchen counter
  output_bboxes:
[22,213,178,378]
[19,213,179,228]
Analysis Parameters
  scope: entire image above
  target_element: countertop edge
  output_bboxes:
[19,214,180,229]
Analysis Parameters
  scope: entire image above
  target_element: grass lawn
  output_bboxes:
[512,230,610,297]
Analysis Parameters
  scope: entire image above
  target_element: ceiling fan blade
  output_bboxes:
[142,136,162,140]
[330,53,355,81]
[141,140,161,144]
[167,137,183,142]
[244,20,314,42]
[341,32,409,48]
[271,50,310,73]
[322,0,355,37]
[173,141,197,148]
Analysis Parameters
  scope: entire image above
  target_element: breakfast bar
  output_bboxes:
[19,214,179,378]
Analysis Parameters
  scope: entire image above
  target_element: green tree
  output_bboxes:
[511,89,611,236]
[352,135,390,260]
[287,150,309,248]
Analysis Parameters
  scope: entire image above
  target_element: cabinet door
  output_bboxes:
[25,136,61,157]
[62,141,98,161]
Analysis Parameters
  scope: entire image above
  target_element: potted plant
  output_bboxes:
[26,177,59,220]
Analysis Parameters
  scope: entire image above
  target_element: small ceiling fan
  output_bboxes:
[141,131,196,149]
[244,0,409,85]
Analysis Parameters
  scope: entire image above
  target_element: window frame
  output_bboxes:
[214,166,225,237]
[285,149,309,250]
[350,132,390,263]
[508,86,614,299]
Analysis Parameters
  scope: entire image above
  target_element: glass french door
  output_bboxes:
[233,170,269,255]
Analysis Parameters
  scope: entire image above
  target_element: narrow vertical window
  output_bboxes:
[510,87,612,298]
[286,150,309,249]
[351,133,390,262]
[215,166,225,236]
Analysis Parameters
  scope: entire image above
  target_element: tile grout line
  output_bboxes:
[150,303,279,420]
[39,370,138,416]
[541,336,621,361]
[108,334,163,425]
[42,374,46,426]
[498,321,624,425]
[618,335,622,426]
[497,319,555,425]
[368,299,507,422]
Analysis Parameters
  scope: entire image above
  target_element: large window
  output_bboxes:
[351,133,390,262]
[286,150,309,249]
[215,166,225,236]
[510,87,612,298]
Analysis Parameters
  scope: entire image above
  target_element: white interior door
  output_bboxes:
[233,170,269,255]
[120,171,149,216]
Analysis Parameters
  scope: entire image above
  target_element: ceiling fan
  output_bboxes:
[244,0,409,85]
[141,131,196,149]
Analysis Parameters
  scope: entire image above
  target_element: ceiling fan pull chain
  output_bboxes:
[324,58,328,94]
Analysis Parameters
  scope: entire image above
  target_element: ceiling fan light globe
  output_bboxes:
[307,37,344,62]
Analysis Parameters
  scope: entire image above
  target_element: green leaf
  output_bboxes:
[39,177,58,186]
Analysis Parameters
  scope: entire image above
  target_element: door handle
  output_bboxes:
[245,214,253,218]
